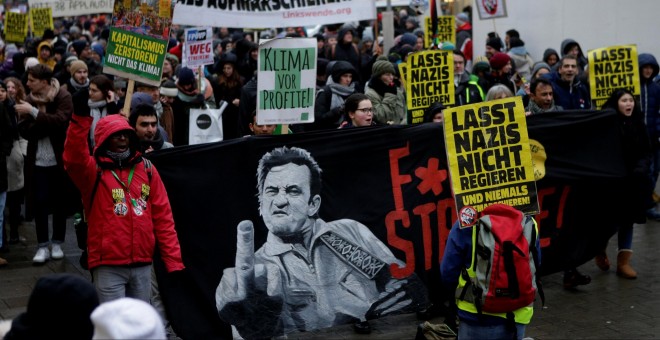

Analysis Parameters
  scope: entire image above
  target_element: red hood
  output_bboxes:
[93,114,138,156]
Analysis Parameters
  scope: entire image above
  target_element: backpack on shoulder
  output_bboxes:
[458,204,544,314]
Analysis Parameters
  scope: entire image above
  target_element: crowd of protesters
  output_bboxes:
[0,4,658,339]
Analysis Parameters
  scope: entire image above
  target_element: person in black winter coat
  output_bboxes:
[311,61,357,131]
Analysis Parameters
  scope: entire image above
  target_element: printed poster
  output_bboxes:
[424,15,455,48]
[405,50,454,124]
[173,0,376,29]
[188,103,227,144]
[5,12,29,43]
[27,0,114,17]
[103,0,172,86]
[476,0,507,20]
[257,38,316,125]
[443,96,538,226]
[30,7,53,37]
[183,27,214,69]
[588,44,640,109]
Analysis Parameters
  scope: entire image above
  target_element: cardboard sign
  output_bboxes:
[588,44,640,109]
[5,12,28,43]
[443,96,538,225]
[103,0,172,86]
[257,38,316,125]
[30,7,54,38]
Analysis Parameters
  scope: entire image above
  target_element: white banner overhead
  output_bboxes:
[28,0,113,18]
[173,0,376,28]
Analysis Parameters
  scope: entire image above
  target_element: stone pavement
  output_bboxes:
[1,218,659,339]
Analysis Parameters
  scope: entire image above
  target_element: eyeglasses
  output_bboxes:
[356,108,374,113]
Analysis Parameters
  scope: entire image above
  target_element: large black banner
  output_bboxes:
[150,109,626,339]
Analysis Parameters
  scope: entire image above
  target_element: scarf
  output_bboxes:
[28,78,60,111]
[328,82,355,110]
[69,77,90,92]
[106,149,130,161]
[88,99,107,148]
[528,99,561,114]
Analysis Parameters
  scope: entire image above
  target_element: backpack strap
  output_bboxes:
[528,217,545,307]
[143,158,153,183]
[84,166,103,222]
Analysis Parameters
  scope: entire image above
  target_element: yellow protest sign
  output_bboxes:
[30,7,53,38]
[424,16,455,48]
[588,44,640,109]
[443,96,538,225]
[405,50,454,115]
[5,12,29,43]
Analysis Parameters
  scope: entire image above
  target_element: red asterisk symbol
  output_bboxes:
[414,157,447,195]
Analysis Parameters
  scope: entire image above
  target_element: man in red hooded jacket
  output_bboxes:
[63,101,184,303]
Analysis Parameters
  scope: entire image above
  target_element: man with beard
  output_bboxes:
[129,104,173,153]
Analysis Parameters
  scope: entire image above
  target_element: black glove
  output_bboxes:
[370,77,396,96]
[72,88,91,117]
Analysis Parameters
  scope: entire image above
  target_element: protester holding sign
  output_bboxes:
[171,67,216,146]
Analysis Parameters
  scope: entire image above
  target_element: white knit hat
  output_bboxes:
[24,57,39,71]
[91,298,165,339]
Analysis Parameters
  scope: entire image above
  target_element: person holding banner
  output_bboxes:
[594,89,653,279]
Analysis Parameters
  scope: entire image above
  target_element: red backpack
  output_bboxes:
[459,204,544,314]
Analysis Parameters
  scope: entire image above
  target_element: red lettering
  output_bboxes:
[389,143,412,210]
[386,210,413,278]
[535,185,570,248]
[413,203,436,270]
[436,198,456,264]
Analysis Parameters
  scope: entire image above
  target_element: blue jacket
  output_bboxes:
[544,71,591,110]
[639,53,660,142]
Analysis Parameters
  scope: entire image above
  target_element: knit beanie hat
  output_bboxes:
[91,43,104,59]
[399,32,417,47]
[69,60,88,75]
[72,40,88,57]
[455,13,469,26]
[177,67,196,87]
[91,298,165,340]
[24,57,39,71]
[160,80,178,97]
[486,37,503,51]
[473,56,491,72]
[130,92,154,113]
[372,56,395,78]
[489,52,511,70]
[4,274,99,340]
[531,62,551,79]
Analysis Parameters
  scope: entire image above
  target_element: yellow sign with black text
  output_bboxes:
[5,12,29,43]
[588,44,640,109]
[405,50,455,112]
[424,16,455,48]
[444,96,538,224]
[30,7,53,38]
